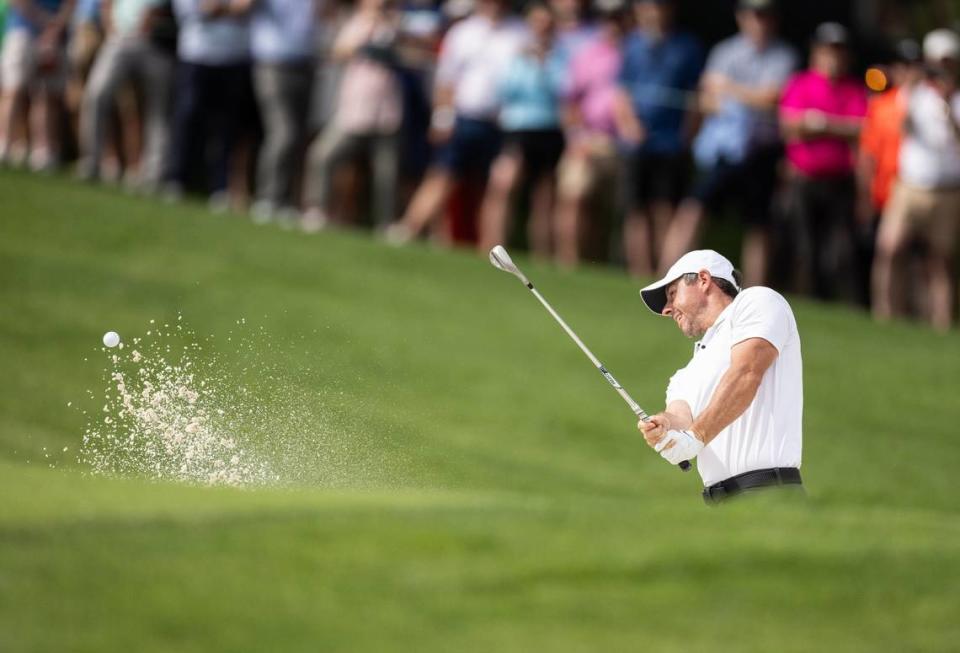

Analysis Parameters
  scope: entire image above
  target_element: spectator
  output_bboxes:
[166,0,252,208]
[477,1,565,256]
[856,39,922,304]
[660,0,796,285]
[553,0,626,267]
[549,0,593,73]
[66,0,103,132]
[78,0,176,189]
[612,0,701,277]
[386,0,526,244]
[302,0,402,233]
[873,29,960,331]
[779,22,867,303]
[243,0,322,221]
[0,0,76,170]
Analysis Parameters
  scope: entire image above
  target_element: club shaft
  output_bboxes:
[526,283,691,472]
[529,287,646,417]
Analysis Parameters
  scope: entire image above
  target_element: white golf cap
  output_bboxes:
[924,28,960,62]
[639,250,740,315]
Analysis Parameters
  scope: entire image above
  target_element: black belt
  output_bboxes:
[702,467,802,505]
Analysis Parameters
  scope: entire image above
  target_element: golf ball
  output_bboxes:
[102,331,121,348]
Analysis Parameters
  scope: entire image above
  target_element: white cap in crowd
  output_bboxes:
[640,250,741,315]
[923,28,960,62]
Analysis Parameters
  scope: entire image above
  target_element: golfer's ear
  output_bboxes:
[699,270,712,287]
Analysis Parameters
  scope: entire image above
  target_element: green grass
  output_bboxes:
[1,168,959,652]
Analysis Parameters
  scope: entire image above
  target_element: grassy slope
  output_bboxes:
[1,169,959,652]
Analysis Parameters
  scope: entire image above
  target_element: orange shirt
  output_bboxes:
[859,87,908,210]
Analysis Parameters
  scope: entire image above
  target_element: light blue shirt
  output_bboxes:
[693,34,797,167]
[174,0,249,65]
[112,0,164,37]
[250,0,316,63]
[74,0,101,24]
[498,51,565,131]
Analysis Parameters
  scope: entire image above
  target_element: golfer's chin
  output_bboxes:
[676,318,704,339]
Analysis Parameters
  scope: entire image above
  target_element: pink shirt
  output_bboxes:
[566,37,622,137]
[780,70,867,177]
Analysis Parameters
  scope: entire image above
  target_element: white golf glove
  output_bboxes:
[655,429,704,465]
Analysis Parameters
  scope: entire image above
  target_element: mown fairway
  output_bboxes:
[2,169,959,652]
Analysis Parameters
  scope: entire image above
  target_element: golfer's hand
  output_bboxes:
[656,429,704,465]
[638,413,672,449]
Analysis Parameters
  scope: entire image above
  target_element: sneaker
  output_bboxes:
[250,199,276,225]
[383,222,414,246]
[300,207,329,234]
[28,148,56,173]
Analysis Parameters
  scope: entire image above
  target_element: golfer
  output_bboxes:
[637,250,803,504]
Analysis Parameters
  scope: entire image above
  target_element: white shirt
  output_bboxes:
[434,13,528,120]
[899,83,960,189]
[666,287,803,486]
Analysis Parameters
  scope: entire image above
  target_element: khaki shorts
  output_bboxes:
[882,181,960,256]
[557,135,620,198]
[0,28,67,92]
[68,21,104,81]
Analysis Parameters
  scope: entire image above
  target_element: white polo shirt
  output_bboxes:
[665,287,803,486]
[434,13,528,120]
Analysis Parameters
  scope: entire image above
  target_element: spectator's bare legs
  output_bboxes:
[927,246,955,332]
[528,173,554,258]
[742,226,769,287]
[28,88,61,169]
[477,151,522,253]
[0,87,26,161]
[659,197,703,274]
[553,149,590,267]
[389,168,456,241]
[871,210,911,322]
[624,208,654,277]
[651,199,674,270]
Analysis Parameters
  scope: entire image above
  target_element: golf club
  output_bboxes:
[489,245,691,472]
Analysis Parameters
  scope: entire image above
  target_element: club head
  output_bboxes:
[489,245,531,286]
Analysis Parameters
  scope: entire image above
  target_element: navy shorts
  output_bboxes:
[433,116,502,176]
[689,144,783,226]
[622,149,690,209]
[502,128,565,180]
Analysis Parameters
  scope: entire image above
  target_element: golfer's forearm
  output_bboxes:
[690,368,763,444]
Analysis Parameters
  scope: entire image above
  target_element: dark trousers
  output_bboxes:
[253,61,314,207]
[778,173,863,304]
[168,60,253,193]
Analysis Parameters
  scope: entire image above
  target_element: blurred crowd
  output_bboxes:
[2,0,960,330]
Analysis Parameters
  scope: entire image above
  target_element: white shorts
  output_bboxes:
[1,28,67,92]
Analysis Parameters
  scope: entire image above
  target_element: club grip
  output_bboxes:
[638,414,692,472]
